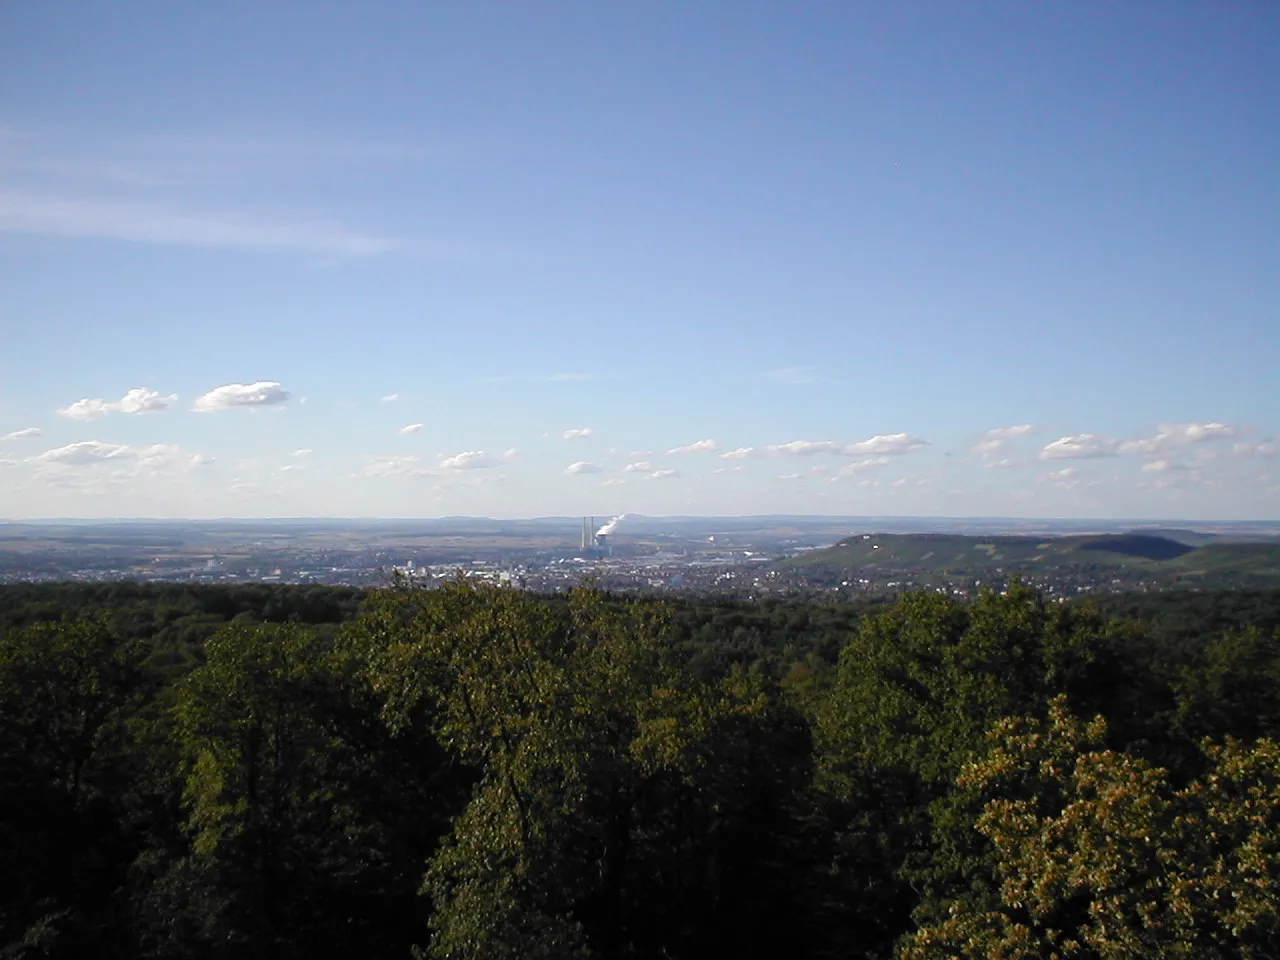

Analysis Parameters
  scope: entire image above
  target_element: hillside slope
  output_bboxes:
[781,533,1280,585]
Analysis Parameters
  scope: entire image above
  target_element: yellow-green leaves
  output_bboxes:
[905,699,1280,959]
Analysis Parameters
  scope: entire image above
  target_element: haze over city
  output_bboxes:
[1,2,1275,520]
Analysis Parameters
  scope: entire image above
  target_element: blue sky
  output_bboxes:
[0,1,1275,519]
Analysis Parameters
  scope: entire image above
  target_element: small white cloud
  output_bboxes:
[667,439,719,455]
[778,472,805,481]
[0,427,42,441]
[844,433,927,455]
[381,393,401,403]
[1119,422,1238,455]
[439,449,516,471]
[59,386,177,420]
[32,440,209,473]
[59,398,113,420]
[193,381,290,412]
[601,477,626,486]
[1039,434,1119,460]
[1041,467,1081,487]
[972,428,1033,459]
[292,448,313,457]
[1234,441,1277,458]
[439,450,494,470]
[563,427,595,440]
[399,423,424,435]
[364,455,424,478]
[834,457,890,478]
[646,468,679,480]
[766,434,926,457]
[719,447,755,460]
[624,461,654,473]
[984,458,1025,469]
[713,465,746,474]
[983,424,1035,440]
[1141,460,1187,473]
[36,440,132,465]
[564,460,602,475]
[768,440,843,456]
[133,444,212,473]
[116,387,175,414]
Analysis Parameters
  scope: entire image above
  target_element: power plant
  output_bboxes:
[580,515,620,557]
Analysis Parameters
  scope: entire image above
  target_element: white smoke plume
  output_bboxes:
[596,514,629,536]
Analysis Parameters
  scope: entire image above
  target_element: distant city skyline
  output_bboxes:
[1,2,1275,519]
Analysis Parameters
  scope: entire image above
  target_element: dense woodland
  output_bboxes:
[2,581,1279,958]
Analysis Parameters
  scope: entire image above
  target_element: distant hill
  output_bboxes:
[780,532,1280,585]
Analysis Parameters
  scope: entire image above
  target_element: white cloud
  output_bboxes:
[844,433,928,455]
[193,381,290,412]
[1234,441,1277,458]
[624,461,654,473]
[381,393,400,403]
[646,469,679,480]
[984,458,1026,469]
[364,455,424,478]
[35,440,132,465]
[713,465,745,474]
[0,427,42,441]
[438,449,517,471]
[1141,460,1187,473]
[564,460,602,475]
[564,427,595,440]
[766,434,926,457]
[972,426,1035,459]
[292,449,313,457]
[984,424,1036,440]
[1043,467,1084,487]
[399,423,424,435]
[0,190,397,258]
[32,440,209,473]
[59,386,176,420]
[778,473,805,481]
[601,478,626,486]
[667,439,720,455]
[834,457,890,478]
[133,444,213,473]
[117,387,176,414]
[768,440,843,456]
[1039,434,1119,460]
[719,447,755,460]
[59,398,113,420]
[1119,422,1238,455]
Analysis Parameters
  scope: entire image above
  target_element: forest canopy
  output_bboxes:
[1,581,1278,958]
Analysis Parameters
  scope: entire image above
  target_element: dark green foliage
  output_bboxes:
[1,581,1278,958]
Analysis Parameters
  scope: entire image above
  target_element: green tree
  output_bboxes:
[354,580,813,959]
[811,584,1151,955]
[159,621,462,959]
[0,619,146,955]
[902,698,1280,959]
